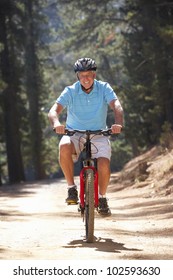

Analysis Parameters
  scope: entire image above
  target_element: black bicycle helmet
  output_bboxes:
[74,58,97,72]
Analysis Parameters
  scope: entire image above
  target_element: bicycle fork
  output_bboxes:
[79,166,99,214]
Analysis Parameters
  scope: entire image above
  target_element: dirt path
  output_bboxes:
[0,177,173,260]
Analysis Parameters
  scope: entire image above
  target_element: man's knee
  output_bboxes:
[97,157,110,170]
[59,139,76,157]
[97,157,110,164]
[59,142,72,156]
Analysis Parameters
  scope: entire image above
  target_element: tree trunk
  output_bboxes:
[24,0,46,179]
[2,87,25,183]
[0,5,25,183]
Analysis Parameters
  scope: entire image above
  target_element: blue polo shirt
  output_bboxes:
[56,79,117,130]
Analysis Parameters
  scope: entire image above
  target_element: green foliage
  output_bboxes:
[121,0,173,152]
[43,133,60,176]
[110,135,133,171]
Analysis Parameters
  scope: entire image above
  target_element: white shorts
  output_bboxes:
[59,133,111,162]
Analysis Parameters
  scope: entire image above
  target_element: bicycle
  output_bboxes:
[63,128,112,243]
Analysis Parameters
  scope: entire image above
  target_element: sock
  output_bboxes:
[68,185,76,189]
[99,194,106,198]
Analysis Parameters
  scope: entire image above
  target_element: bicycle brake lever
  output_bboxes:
[102,129,112,136]
[53,128,74,136]
[65,129,76,136]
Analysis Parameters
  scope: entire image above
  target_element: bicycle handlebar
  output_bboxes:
[64,128,112,137]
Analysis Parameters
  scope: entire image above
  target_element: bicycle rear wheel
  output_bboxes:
[84,169,95,243]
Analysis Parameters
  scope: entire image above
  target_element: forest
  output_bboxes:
[0,0,173,185]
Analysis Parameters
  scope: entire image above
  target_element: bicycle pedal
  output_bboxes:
[78,206,84,213]
[66,201,78,205]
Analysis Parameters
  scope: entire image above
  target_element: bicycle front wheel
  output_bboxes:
[84,168,95,243]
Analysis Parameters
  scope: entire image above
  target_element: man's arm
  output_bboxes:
[48,103,65,134]
[109,99,124,134]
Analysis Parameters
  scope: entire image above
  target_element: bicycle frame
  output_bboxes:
[64,129,111,206]
[63,128,112,242]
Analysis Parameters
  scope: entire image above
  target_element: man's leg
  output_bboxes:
[59,138,78,204]
[97,157,110,195]
[59,137,76,186]
[97,157,111,216]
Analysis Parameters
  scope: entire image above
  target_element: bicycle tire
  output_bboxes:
[84,168,95,243]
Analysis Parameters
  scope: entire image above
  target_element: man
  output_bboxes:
[48,57,123,216]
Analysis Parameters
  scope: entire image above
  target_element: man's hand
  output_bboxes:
[54,124,65,134]
[111,124,122,134]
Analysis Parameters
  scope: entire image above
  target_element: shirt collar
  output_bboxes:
[78,80,96,95]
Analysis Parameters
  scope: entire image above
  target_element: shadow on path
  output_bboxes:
[63,237,142,254]
[0,184,36,198]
